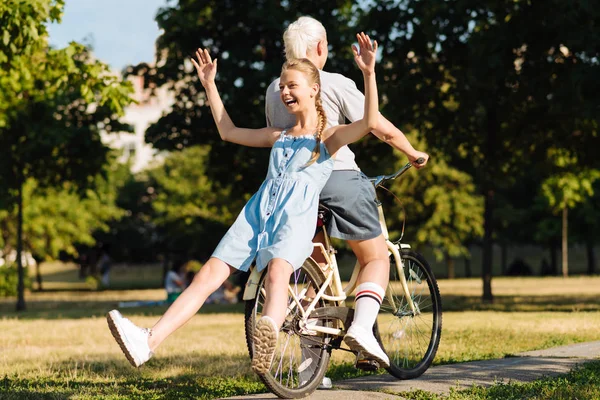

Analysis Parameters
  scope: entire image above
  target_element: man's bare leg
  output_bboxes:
[344,234,390,367]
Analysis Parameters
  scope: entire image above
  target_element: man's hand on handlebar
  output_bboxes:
[408,151,429,169]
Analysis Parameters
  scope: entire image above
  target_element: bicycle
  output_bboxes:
[243,160,443,398]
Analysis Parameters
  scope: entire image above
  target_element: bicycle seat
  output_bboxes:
[317,204,331,227]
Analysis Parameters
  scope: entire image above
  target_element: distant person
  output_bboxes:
[165,261,187,303]
[205,278,241,305]
[78,252,90,279]
[98,245,112,288]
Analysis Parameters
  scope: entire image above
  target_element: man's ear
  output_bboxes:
[317,40,325,56]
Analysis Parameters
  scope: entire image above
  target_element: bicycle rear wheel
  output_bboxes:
[244,258,333,399]
[375,249,442,379]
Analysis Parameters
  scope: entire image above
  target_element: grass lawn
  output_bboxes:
[1,263,599,399]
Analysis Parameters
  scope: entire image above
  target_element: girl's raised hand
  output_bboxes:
[352,32,377,74]
[191,48,218,86]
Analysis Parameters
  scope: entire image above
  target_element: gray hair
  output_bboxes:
[283,16,327,61]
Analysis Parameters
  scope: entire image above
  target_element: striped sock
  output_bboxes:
[352,282,385,330]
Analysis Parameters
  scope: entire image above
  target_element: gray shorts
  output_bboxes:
[319,170,382,241]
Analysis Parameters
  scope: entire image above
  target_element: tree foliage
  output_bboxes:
[148,145,236,259]
[383,133,484,277]
[0,0,64,65]
[362,0,600,298]
[0,0,133,308]
[130,0,358,200]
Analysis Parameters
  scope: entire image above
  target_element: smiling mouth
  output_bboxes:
[284,99,297,107]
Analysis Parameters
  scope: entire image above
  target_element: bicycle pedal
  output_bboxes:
[355,357,380,371]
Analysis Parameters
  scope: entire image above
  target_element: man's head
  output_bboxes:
[283,16,328,69]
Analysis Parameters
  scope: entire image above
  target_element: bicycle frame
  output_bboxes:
[243,161,421,338]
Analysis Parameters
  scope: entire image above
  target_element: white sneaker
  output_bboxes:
[318,376,332,389]
[106,310,153,367]
[299,375,332,390]
[343,325,390,368]
[252,316,279,375]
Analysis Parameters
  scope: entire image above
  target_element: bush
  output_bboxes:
[0,264,31,297]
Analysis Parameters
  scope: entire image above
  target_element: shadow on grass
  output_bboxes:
[442,294,600,312]
[0,299,245,320]
[0,373,265,400]
[1,353,266,400]
[3,290,600,320]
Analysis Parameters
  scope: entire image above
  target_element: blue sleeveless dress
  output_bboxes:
[212,131,334,271]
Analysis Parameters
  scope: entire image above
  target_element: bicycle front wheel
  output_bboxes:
[376,249,442,379]
[244,258,333,399]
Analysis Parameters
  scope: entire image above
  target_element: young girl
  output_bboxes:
[106,32,380,375]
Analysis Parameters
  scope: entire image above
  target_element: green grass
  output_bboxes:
[1,262,599,399]
[395,361,600,400]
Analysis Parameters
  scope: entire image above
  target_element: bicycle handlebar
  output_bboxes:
[369,157,425,188]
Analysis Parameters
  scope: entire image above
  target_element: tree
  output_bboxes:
[0,0,64,64]
[381,133,484,279]
[541,149,600,277]
[97,162,160,264]
[0,1,133,309]
[363,0,600,301]
[571,181,600,275]
[0,168,125,291]
[148,145,236,260]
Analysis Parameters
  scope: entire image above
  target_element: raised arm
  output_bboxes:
[191,48,280,148]
[324,33,378,155]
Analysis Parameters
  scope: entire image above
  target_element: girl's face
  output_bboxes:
[279,69,319,114]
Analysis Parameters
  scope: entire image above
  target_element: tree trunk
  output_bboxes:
[561,206,568,278]
[35,257,43,291]
[482,189,494,302]
[549,242,558,275]
[586,240,596,275]
[501,242,508,276]
[16,180,26,311]
[464,256,472,278]
[445,253,455,279]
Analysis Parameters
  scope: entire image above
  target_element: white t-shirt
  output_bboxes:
[265,70,366,171]
[164,270,185,294]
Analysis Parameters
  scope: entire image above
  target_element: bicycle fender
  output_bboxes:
[242,267,262,301]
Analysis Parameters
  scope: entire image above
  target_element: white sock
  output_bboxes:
[352,282,385,330]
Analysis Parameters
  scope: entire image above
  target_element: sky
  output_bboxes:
[48,0,169,72]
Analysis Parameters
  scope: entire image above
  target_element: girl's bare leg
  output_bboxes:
[251,258,294,375]
[261,258,294,328]
[149,257,234,350]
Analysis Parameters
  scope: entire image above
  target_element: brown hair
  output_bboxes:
[281,58,327,166]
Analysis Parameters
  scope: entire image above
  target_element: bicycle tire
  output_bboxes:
[244,258,333,399]
[375,249,442,379]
